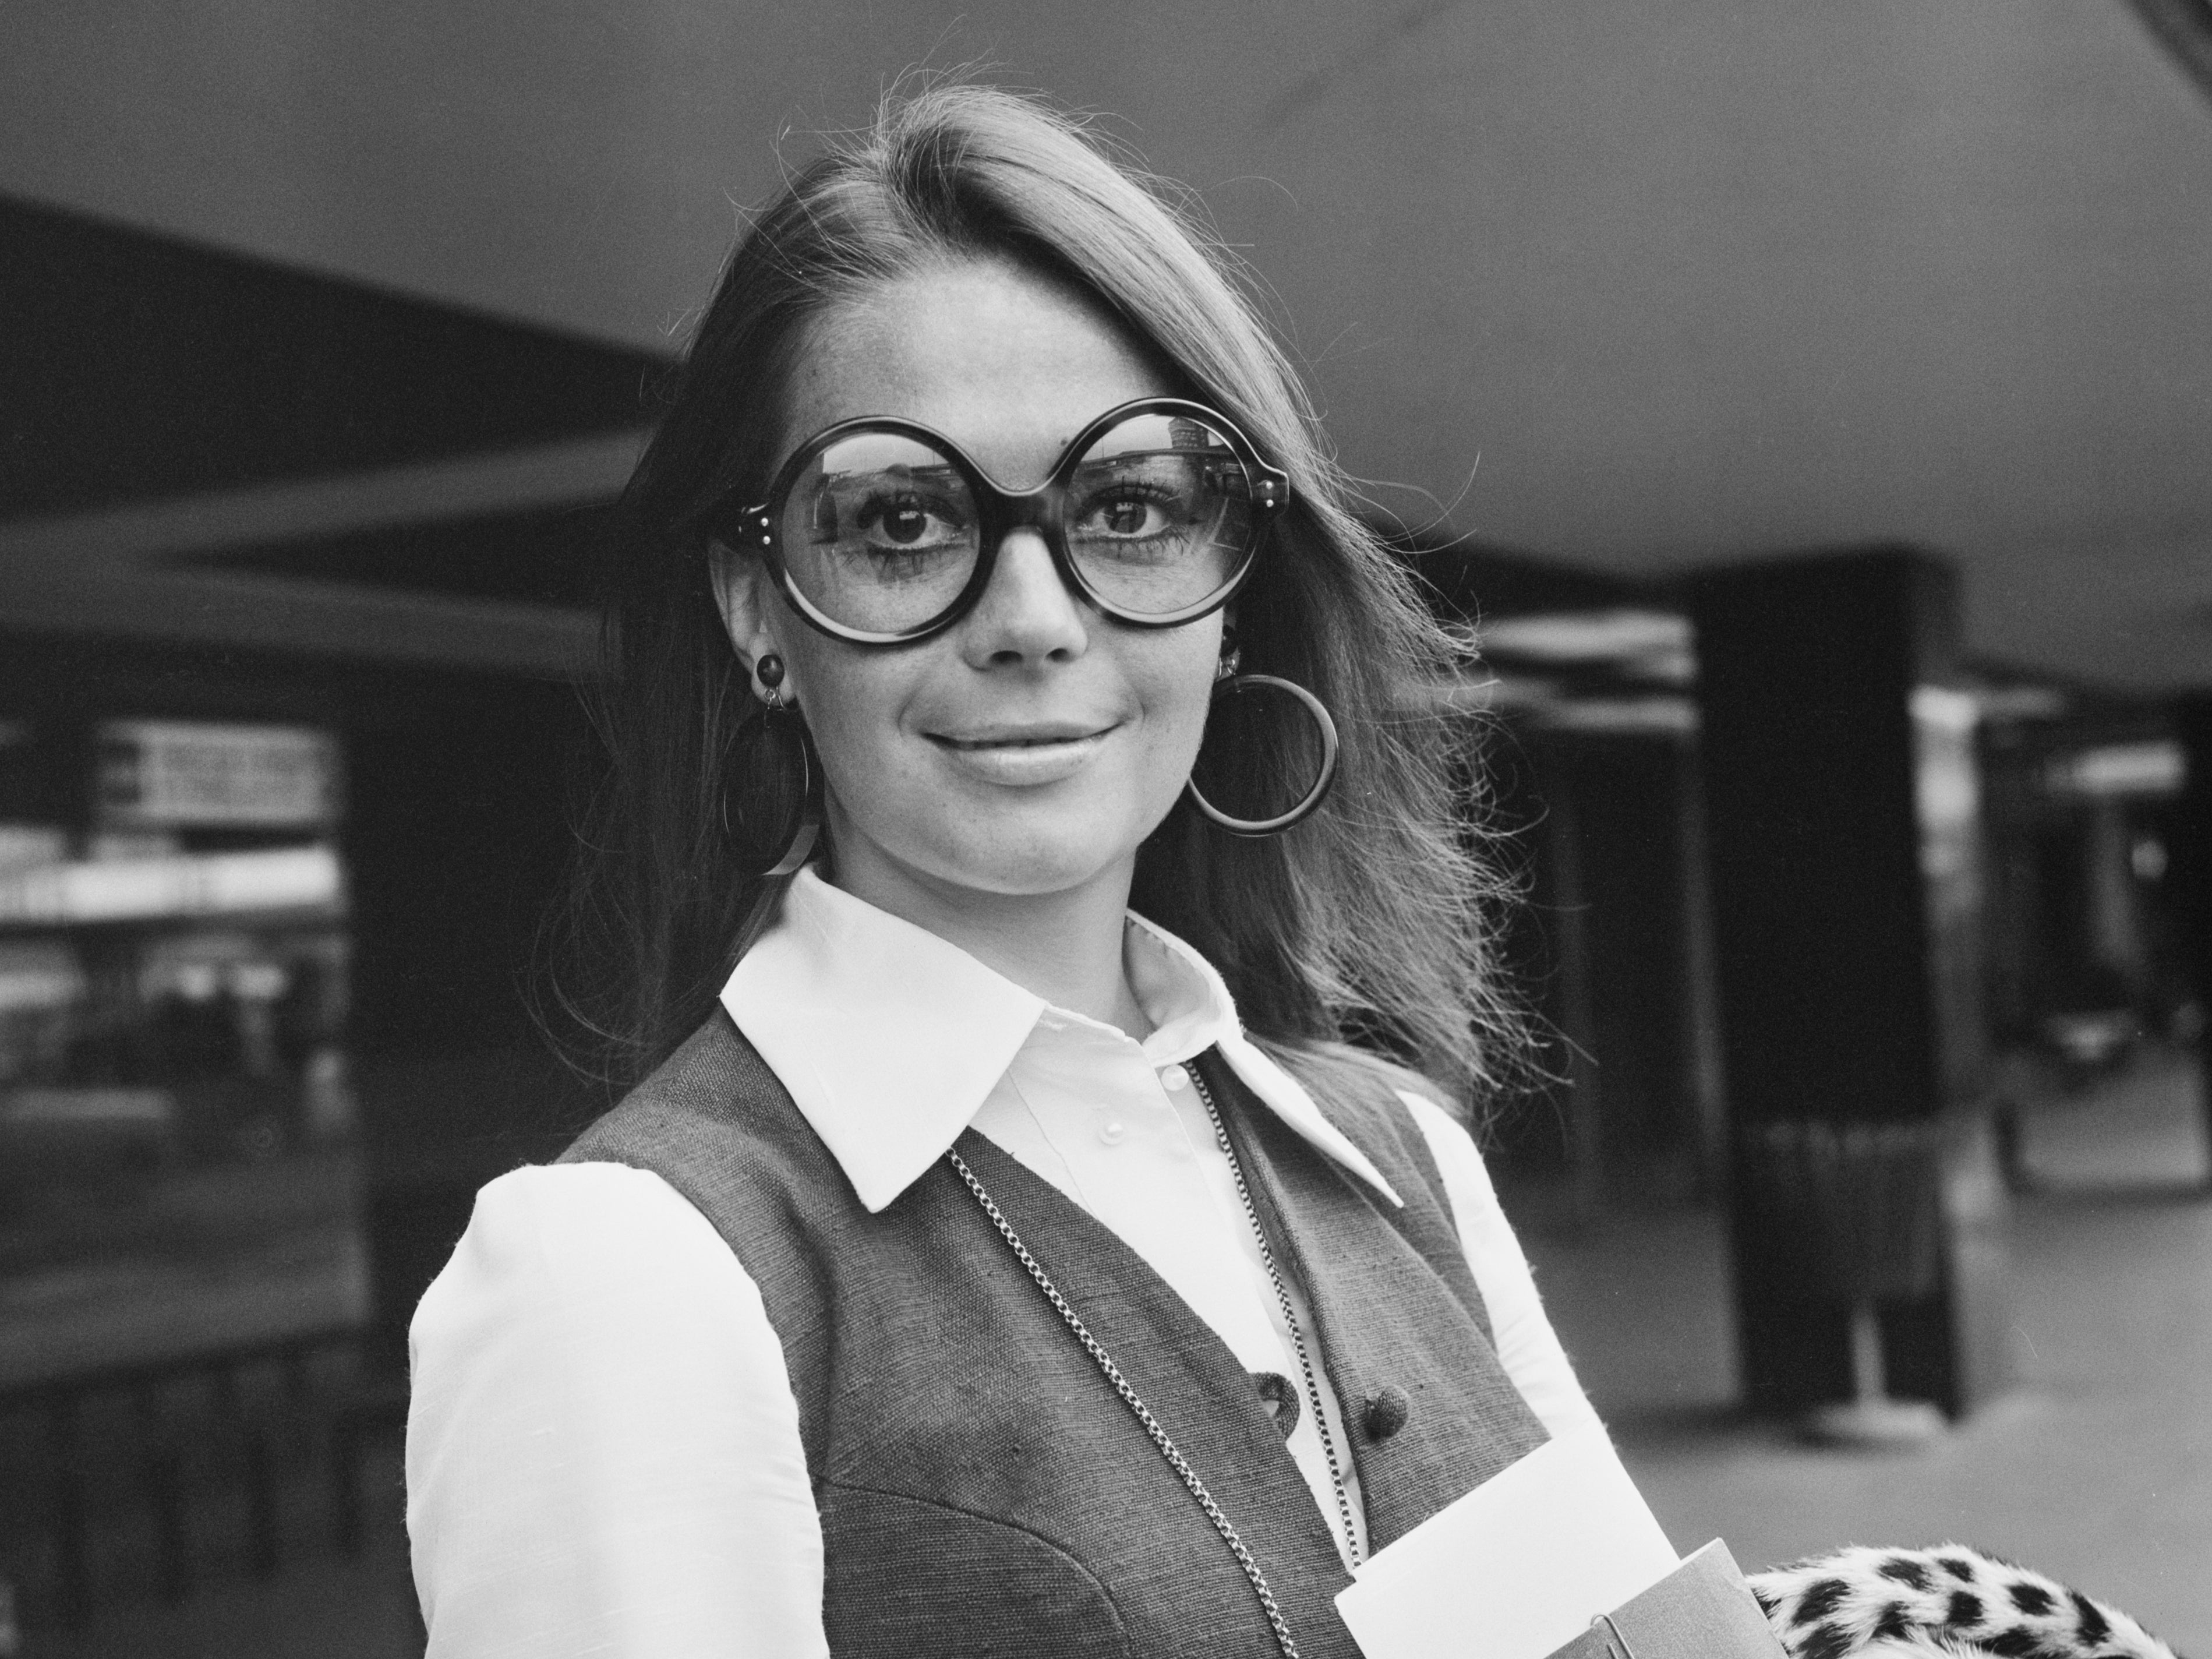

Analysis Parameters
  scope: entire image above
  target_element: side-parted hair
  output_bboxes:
[547,81,1529,1115]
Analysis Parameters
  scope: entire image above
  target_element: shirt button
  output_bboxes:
[1160,1065,1190,1092]
[1098,1119,1128,1146]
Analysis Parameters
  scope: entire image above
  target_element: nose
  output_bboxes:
[959,527,1090,668]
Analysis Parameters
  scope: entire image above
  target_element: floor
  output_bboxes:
[1524,1046,2212,1656]
[8,1050,2207,1658]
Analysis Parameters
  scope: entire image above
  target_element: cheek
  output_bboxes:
[1125,630,1223,790]
[759,634,881,833]
[783,638,911,785]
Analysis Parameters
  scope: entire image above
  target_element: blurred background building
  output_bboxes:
[1,2,2209,1654]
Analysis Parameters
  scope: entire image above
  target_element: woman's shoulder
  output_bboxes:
[560,1009,799,1170]
[403,1159,817,1655]
[550,1010,858,1306]
[1253,1035,1500,1220]
[1258,1036,1465,1149]
[1258,1034,1453,1105]
[414,1160,738,1333]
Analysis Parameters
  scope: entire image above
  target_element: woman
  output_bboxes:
[406,82,1603,1658]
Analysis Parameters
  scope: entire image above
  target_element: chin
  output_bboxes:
[912,800,1154,899]
[833,778,1175,904]
[932,834,1133,899]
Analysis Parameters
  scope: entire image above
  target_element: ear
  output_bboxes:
[706,541,793,700]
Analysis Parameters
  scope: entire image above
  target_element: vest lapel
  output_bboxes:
[1192,1050,1552,1552]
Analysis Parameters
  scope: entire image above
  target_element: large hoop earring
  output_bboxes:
[1183,673,1339,837]
[721,698,824,877]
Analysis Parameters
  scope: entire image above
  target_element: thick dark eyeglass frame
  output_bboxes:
[716,396,1290,647]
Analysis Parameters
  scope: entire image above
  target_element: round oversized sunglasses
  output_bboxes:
[714,397,1289,645]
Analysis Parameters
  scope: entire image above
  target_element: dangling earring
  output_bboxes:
[720,652,823,876]
[1183,643,1340,837]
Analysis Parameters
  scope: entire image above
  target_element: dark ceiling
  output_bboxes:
[0,196,669,523]
[2130,0,2212,97]
[186,502,621,611]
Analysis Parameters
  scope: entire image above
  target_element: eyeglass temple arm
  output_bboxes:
[734,506,773,550]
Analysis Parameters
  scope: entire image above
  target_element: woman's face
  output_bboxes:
[713,257,1224,911]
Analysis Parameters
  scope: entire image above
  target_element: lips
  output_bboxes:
[927,722,1115,750]
[924,720,1120,786]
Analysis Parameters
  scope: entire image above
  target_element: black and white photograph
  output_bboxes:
[1,4,2208,1657]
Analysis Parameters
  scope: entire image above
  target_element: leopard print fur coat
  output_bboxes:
[1748,1543,2183,1659]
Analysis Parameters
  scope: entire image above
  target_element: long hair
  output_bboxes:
[546,82,1529,1115]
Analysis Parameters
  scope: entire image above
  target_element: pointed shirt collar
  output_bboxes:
[720,866,1402,1214]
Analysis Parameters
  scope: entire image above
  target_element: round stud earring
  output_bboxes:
[757,652,789,710]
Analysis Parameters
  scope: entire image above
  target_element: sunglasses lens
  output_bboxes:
[777,430,980,634]
[1065,411,1259,615]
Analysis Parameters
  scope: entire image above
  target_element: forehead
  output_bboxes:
[778,258,1175,483]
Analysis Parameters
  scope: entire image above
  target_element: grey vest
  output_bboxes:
[563,1013,1548,1658]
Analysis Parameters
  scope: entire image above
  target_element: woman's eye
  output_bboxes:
[1083,488,1172,539]
[1105,498,1154,536]
[879,503,931,544]
[853,490,965,552]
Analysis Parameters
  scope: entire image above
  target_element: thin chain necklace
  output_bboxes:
[1186,1065,1363,1569]
[944,1058,1363,1659]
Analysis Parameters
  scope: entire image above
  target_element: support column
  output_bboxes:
[2170,696,2212,1175]
[1690,548,2012,1419]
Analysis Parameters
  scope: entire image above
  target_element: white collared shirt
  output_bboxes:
[407,869,1602,1658]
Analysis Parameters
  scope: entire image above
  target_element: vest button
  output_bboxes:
[1362,1385,1411,1442]
[1253,1372,1301,1441]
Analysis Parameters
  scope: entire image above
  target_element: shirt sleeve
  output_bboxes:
[1395,1092,1609,1443]
[406,1161,828,1659]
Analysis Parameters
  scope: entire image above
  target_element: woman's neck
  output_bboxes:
[821,838,1151,1039]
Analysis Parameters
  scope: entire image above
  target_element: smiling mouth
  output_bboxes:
[929,727,1114,750]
